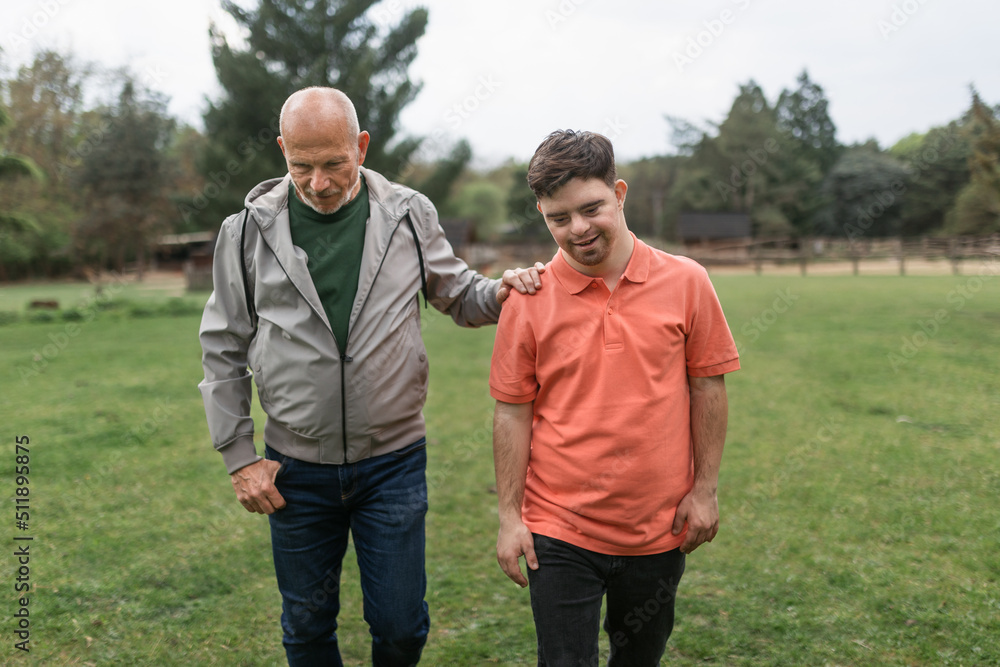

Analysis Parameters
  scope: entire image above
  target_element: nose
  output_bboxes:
[569,214,590,237]
[309,170,331,193]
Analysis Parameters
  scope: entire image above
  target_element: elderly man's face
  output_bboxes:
[279,121,370,215]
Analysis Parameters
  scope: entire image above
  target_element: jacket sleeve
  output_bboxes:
[409,193,502,327]
[197,213,262,474]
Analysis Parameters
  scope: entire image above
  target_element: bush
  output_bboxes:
[28,310,56,323]
[164,297,204,317]
[128,304,158,318]
[0,311,21,326]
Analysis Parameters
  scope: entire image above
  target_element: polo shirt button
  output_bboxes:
[608,308,614,314]
[590,282,597,288]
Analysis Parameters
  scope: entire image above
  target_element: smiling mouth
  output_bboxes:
[574,235,599,249]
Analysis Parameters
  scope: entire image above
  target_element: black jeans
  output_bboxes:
[527,534,686,667]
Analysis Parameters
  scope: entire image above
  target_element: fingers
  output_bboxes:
[498,551,528,588]
[497,525,537,588]
[679,521,719,554]
[503,269,536,296]
[496,284,510,305]
[523,538,539,573]
[500,263,546,299]
[673,496,721,553]
[231,459,286,515]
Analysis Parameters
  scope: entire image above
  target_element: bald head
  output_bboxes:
[279,87,361,139]
[277,87,371,214]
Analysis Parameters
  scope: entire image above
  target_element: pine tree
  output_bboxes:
[193,0,428,227]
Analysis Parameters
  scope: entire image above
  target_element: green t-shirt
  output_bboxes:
[287,178,369,351]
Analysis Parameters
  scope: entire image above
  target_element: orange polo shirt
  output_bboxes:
[490,237,740,555]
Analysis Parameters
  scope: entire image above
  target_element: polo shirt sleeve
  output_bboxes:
[489,294,539,403]
[684,264,741,377]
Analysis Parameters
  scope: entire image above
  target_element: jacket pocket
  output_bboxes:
[361,310,428,428]
[248,321,270,408]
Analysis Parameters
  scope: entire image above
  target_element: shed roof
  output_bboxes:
[677,212,751,241]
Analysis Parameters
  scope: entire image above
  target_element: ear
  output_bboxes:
[536,201,543,215]
[614,179,628,209]
[357,131,371,166]
[277,136,287,157]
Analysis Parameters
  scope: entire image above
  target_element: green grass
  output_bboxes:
[1,268,998,665]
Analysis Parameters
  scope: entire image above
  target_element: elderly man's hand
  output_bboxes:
[231,459,286,515]
[496,262,546,304]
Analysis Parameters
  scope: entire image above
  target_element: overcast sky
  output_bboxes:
[3,0,998,165]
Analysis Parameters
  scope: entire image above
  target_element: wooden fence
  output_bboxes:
[680,235,1000,276]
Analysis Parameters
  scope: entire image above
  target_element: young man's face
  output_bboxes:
[536,177,628,273]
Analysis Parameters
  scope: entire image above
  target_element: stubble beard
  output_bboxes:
[294,175,358,215]
[566,231,612,267]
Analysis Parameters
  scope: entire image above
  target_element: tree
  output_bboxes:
[451,180,506,239]
[195,0,429,228]
[818,144,910,241]
[773,71,840,234]
[505,164,546,240]
[945,90,1000,235]
[673,81,793,236]
[167,125,213,234]
[74,75,177,278]
[3,50,90,184]
[0,50,90,279]
[619,156,681,241]
[775,70,840,174]
[666,75,847,239]
[411,139,470,211]
[0,103,46,280]
[890,124,970,236]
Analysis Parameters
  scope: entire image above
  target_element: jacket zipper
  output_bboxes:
[340,351,352,461]
[338,213,410,463]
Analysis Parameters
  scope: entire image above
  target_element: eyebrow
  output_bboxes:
[289,153,350,167]
[544,198,606,219]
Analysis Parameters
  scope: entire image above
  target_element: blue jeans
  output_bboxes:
[265,440,430,667]
[527,534,686,667]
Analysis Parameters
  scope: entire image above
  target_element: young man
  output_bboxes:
[490,130,740,665]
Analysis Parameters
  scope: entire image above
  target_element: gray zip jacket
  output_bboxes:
[199,168,501,474]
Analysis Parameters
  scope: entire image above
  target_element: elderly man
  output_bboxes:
[199,86,542,666]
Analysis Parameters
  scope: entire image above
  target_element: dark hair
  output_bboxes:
[526,130,617,199]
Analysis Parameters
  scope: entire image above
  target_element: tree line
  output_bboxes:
[1,0,998,282]
[635,73,1000,245]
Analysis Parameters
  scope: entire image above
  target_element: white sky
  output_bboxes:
[2,0,998,165]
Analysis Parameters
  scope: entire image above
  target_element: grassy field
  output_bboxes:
[1,264,998,665]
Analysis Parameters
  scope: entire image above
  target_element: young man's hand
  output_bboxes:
[496,519,538,587]
[672,485,719,553]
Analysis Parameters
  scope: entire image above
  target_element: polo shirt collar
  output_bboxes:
[552,232,650,294]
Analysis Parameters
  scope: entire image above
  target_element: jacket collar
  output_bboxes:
[247,176,331,332]
[242,169,417,342]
